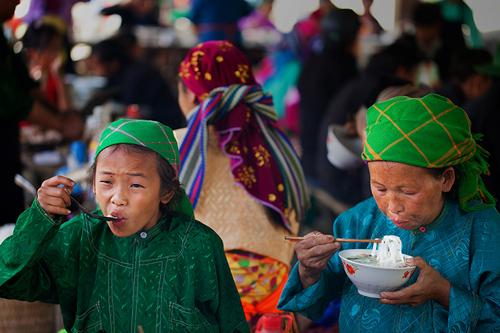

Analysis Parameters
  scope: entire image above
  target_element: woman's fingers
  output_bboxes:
[298,232,334,248]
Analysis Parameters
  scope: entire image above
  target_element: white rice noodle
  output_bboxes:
[371,235,405,267]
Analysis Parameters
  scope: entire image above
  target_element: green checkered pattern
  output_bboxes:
[362,94,495,211]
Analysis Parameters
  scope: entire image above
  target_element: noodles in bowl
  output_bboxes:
[338,236,416,298]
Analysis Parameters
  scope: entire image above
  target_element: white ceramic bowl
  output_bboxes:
[326,125,364,170]
[338,249,416,298]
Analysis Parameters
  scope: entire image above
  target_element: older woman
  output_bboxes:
[175,41,309,323]
[278,94,500,332]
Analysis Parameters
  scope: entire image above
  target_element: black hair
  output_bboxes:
[412,3,442,27]
[365,38,422,77]
[91,37,130,66]
[450,48,493,81]
[23,21,62,51]
[90,144,183,215]
[426,166,458,200]
[320,8,360,50]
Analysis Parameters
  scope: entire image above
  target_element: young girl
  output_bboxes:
[0,118,248,332]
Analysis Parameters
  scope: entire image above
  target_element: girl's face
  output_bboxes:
[94,147,173,237]
[368,161,454,230]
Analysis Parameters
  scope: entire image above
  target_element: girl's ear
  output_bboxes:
[160,191,175,205]
[441,167,455,193]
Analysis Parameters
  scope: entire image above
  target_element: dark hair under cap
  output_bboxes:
[23,21,62,51]
[91,37,130,66]
[320,8,360,49]
[365,38,422,77]
[412,3,442,27]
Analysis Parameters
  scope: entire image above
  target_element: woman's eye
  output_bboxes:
[99,180,112,185]
[131,183,144,189]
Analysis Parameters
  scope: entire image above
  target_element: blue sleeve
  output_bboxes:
[432,209,500,331]
[278,199,379,320]
[277,260,345,321]
[447,210,500,331]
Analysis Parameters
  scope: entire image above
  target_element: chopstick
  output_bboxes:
[284,236,381,243]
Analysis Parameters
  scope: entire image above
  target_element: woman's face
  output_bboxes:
[94,147,172,237]
[177,80,196,117]
[368,161,454,230]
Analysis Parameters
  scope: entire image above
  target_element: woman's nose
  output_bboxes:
[388,197,403,214]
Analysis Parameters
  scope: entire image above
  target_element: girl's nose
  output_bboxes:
[111,189,127,206]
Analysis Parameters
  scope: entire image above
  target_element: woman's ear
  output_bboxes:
[441,167,455,193]
[177,80,198,115]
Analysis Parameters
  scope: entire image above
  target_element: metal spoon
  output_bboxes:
[15,174,118,222]
[69,195,120,222]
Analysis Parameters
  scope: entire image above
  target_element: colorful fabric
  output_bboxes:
[0,200,248,332]
[362,93,495,211]
[95,118,194,218]
[226,251,288,320]
[279,197,500,332]
[178,41,308,229]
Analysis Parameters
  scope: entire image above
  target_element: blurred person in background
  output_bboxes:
[437,48,492,107]
[22,19,71,112]
[239,0,275,32]
[464,45,500,210]
[397,2,459,88]
[437,0,482,49]
[297,8,360,187]
[23,0,85,30]
[101,0,160,32]
[0,0,84,226]
[286,0,337,63]
[360,0,383,36]
[314,39,424,210]
[188,0,252,47]
[87,35,185,129]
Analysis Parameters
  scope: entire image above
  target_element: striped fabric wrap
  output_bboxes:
[179,84,308,230]
[362,94,495,211]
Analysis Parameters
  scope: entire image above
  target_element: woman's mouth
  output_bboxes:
[391,218,413,229]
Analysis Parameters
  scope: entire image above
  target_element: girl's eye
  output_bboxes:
[131,183,144,189]
[99,180,112,185]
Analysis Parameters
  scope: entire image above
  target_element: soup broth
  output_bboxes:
[346,253,409,268]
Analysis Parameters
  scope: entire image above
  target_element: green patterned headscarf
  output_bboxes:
[95,118,194,218]
[362,94,495,212]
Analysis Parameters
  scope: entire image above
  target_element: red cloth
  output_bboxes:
[179,40,256,100]
[178,41,302,229]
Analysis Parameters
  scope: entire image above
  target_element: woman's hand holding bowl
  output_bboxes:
[380,257,451,308]
[296,232,341,288]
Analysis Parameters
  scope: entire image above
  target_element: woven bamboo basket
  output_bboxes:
[0,298,55,333]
